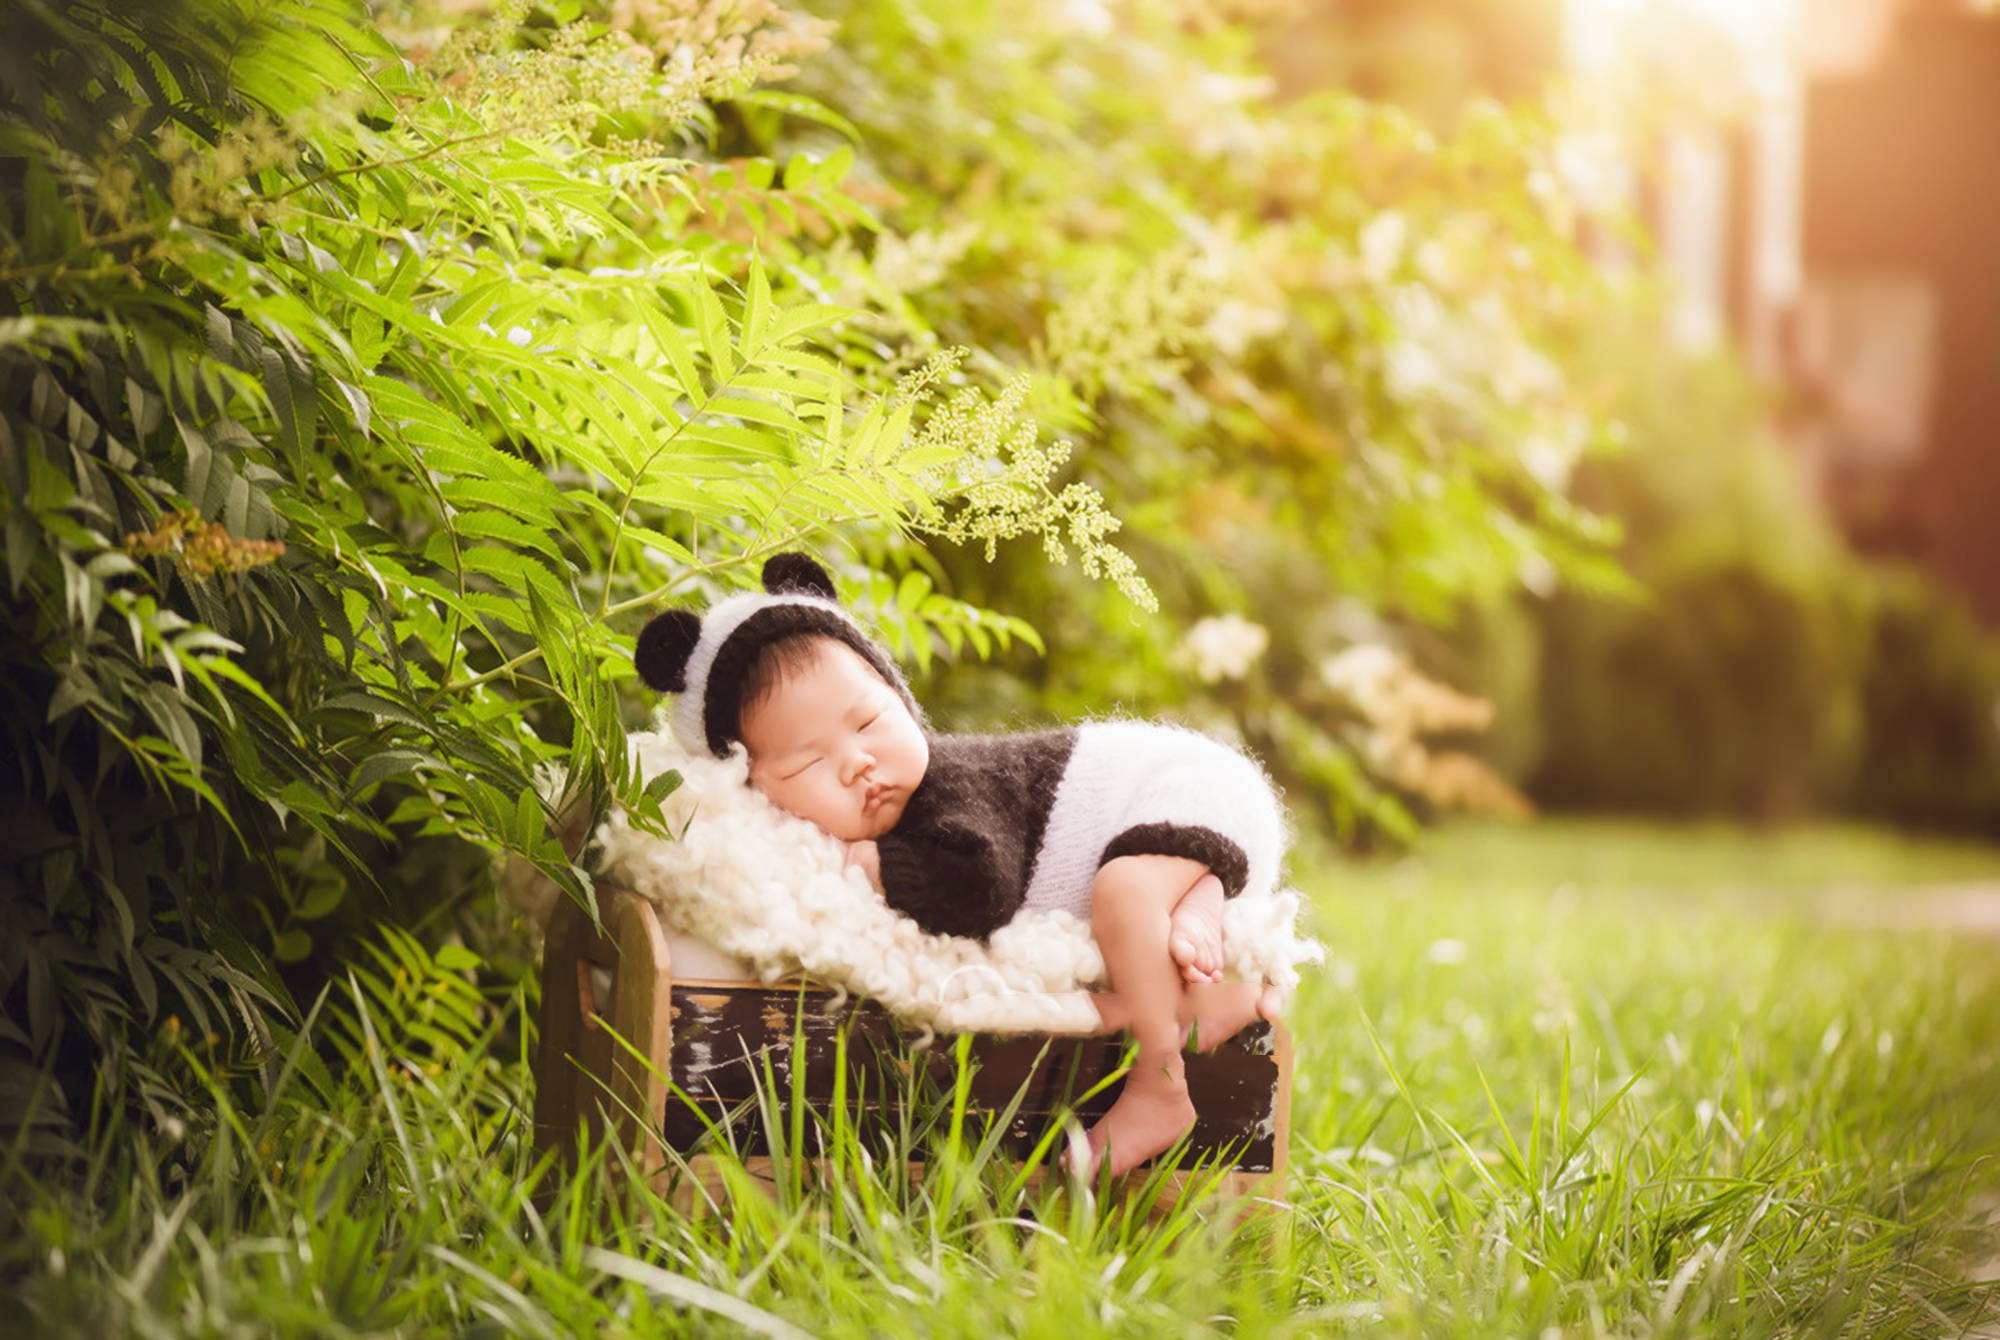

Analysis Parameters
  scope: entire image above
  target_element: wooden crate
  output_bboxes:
[532,883,1291,1204]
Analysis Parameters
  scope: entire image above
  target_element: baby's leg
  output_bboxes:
[1086,868,1280,1055]
[1077,854,1206,1179]
[1088,983,1281,1051]
[1180,979,1283,1053]
[1167,872,1226,983]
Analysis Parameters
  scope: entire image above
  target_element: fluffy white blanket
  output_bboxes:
[542,728,1323,1036]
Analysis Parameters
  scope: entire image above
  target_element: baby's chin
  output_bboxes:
[809,808,889,842]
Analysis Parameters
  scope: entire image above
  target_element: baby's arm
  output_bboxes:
[872,826,1020,941]
[1167,872,1226,984]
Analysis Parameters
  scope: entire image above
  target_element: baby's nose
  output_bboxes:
[841,748,874,785]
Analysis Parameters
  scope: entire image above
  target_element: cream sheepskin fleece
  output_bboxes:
[564,727,1324,1037]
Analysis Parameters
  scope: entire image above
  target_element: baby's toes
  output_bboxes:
[1168,930,1198,971]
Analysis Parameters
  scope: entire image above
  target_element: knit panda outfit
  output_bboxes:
[635,555,1285,943]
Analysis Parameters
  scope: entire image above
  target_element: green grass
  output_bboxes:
[6,822,2000,1337]
[1355,817,2000,894]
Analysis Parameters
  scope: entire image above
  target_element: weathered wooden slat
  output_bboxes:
[531,890,619,1160]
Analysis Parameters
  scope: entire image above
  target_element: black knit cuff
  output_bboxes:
[1098,823,1250,897]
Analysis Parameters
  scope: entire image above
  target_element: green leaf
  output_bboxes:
[896,569,933,611]
[742,253,772,356]
[333,378,372,435]
[439,477,565,527]
[434,944,481,973]
[765,304,849,349]
[691,276,736,383]
[448,508,564,559]
[731,89,863,144]
[349,749,432,795]
[316,689,429,730]
[637,303,706,402]
[296,880,346,921]
[135,682,203,771]
[259,343,316,471]
[643,769,682,806]
[5,510,38,596]
[513,786,543,849]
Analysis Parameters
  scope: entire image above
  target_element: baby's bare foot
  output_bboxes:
[1179,981,1281,1052]
[1071,1055,1197,1180]
[1167,874,1226,985]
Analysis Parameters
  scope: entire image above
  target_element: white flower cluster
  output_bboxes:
[1042,248,1223,400]
[1049,0,1115,37]
[1358,211,1408,284]
[1191,222,1288,358]
[865,224,980,301]
[1179,613,1270,684]
[1378,285,1562,414]
[1204,299,1287,359]
[907,358,1155,611]
[1320,643,1530,817]
[1345,209,1581,500]
[1322,642,1492,735]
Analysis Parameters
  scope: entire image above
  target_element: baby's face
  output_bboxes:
[739,639,928,841]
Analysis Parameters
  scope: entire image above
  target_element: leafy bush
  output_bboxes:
[762,0,1627,839]
[1847,566,2000,837]
[1529,562,1869,818]
[1444,308,2000,831]
[0,0,1142,1133]
[1466,330,1865,818]
[2,0,1647,1140]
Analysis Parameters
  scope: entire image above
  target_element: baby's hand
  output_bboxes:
[1167,873,1226,984]
[844,839,883,894]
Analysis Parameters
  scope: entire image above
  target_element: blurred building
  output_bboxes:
[1794,0,2000,619]
[1567,0,2000,619]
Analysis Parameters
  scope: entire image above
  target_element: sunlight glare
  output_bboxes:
[1570,0,1803,58]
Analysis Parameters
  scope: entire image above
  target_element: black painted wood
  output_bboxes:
[663,983,1281,1171]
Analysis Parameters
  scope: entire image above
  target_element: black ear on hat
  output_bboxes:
[761,552,838,601]
[634,610,703,692]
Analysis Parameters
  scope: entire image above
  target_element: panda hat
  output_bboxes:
[634,552,922,758]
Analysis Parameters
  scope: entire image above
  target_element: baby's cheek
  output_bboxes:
[807,779,857,831]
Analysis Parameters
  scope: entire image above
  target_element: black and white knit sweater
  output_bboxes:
[875,721,1285,942]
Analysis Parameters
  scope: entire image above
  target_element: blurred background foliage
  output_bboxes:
[777,0,1631,845]
[1433,254,2000,835]
[1265,0,2000,838]
[3,0,1998,1157]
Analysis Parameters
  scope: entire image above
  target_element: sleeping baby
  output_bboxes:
[634,553,1286,1178]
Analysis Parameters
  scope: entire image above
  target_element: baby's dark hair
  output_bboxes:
[736,631,851,732]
